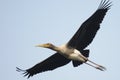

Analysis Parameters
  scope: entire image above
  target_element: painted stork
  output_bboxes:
[17,0,112,78]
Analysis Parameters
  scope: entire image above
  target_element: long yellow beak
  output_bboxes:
[35,44,44,47]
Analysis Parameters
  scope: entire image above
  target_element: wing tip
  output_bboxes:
[16,67,32,78]
[98,0,112,10]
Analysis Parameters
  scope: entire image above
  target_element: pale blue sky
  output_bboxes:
[0,0,120,80]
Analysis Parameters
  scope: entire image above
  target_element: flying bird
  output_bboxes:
[17,0,112,78]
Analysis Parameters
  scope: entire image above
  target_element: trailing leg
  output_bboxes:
[86,59,106,71]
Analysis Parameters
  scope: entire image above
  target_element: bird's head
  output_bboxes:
[36,43,55,49]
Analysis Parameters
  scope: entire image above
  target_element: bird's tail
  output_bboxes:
[81,49,89,57]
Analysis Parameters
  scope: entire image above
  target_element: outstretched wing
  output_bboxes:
[67,0,112,51]
[16,53,71,78]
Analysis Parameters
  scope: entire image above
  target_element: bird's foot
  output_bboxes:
[95,65,106,71]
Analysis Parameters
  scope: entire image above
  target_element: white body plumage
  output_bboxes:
[59,44,86,62]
